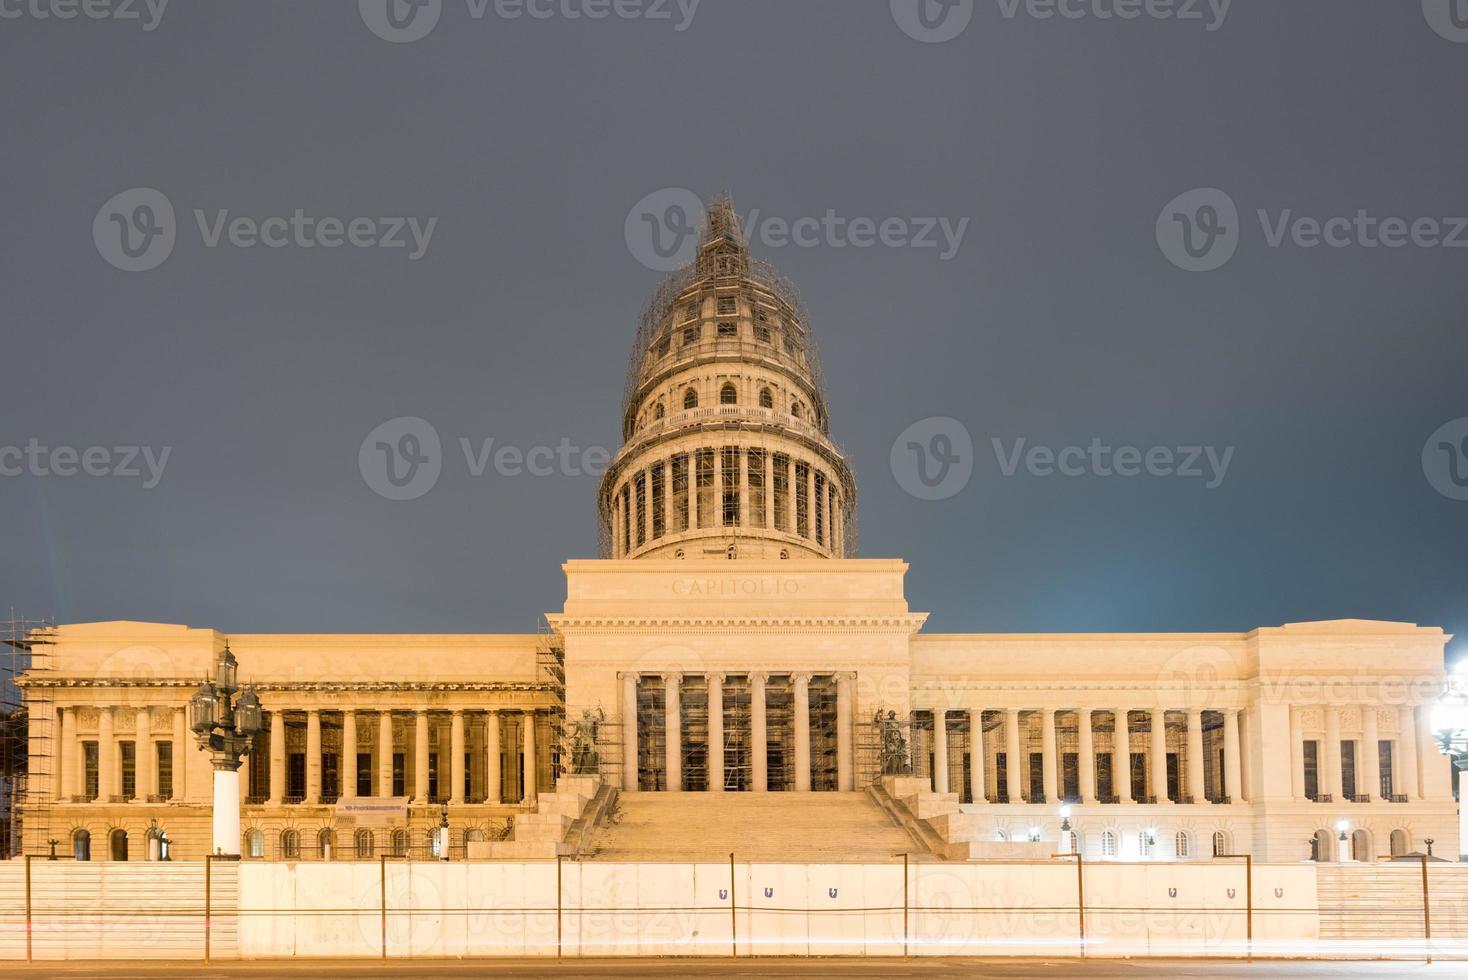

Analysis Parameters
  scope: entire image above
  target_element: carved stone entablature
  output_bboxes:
[1299,708,1323,731]
[552,615,930,634]
[73,706,99,729]
[1377,707,1400,733]
[150,706,175,728]
[114,713,135,735]
[1340,707,1361,731]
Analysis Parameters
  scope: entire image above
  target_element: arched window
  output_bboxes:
[1390,829,1410,857]
[281,829,300,860]
[429,829,443,859]
[391,829,408,858]
[674,549,685,560]
[683,388,698,410]
[779,549,789,560]
[759,388,773,409]
[653,402,665,420]
[726,544,737,560]
[1138,831,1154,859]
[720,383,737,405]
[73,829,91,862]
[1175,831,1191,859]
[1311,830,1331,863]
[1351,829,1371,862]
[245,829,264,859]
[1100,831,1117,858]
[1066,831,1079,855]
[791,401,802,418]
[108,828,128,862]
[318,828,334,860]
[356,829,374,859]
[1212,831,1229,857]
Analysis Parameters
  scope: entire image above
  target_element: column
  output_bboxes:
[173,707,187,801]
[522,710,537,804]
[1324,706,1342,800]
[793,674,812,792]
[1040,708,1058,803]
[1399,704,1420,801]
[1361,705,1380,801]
[414,711,430,802]
[968,708,986,804]
[611,493,621,557]
[342,710,358,801]
[1077,709,1095,804]
[805,463,816,540]
[1004,708,1022,803]
[712,450,724,528]
[306,709,322,804]
[751,673,768,792]
[738,451,750,527]
[1288,707,1305,801]
[662,459,674,538]
[98,706,115,800]
[763,451,775,529]
[60,706,78,799]
[485,711,502,804]
[1114,709,1132,804]
[785,457,797,534]
[688,454,699,530]
[1223,709,1242,803]
[1186,709,1205,803]
[708,673,725,792]
[932,708,949,795]
[621,673,639,791]
[450,710,466,805]
[836,673,854,792]
[1150,709,1170,804]
[378,712,395,798]
[135,707,153,801]
[664,673,682,792]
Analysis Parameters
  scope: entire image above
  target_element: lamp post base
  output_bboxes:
[212,764,242,857]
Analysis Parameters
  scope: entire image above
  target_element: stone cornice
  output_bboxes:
[550,614,928,633]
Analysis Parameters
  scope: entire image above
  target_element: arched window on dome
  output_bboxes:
[683,388,698,410]
[720,383,737,405]
[759,388,773,409]
[653,402,665,420]
[791,401,803,419]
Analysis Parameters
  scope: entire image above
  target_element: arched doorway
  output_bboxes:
[73,829,91,861]
[108,828,128,862]
[1390,829,1410,857]
[1351,829,1372,862]
[1311,829,1333,862]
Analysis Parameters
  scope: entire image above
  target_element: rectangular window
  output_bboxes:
[634,471,647,547]
[772,454,790,532]
[429,752,440,801]
[696,450,715,529]
[1166,752,1180,802]
[716,296,736,316]
[84,741,99,800]
[995,753,1009,803]
[157,741,173,800]
[1341,741,1358,799]
[392,753,406,797]
[651,463,666,539]
[357,752,373,798]
[119,741,136,801]
[1378,740,1394,798]
[1028,751,1045,802]
[1096,753,1113,801]
[654,336,670,358]
[682,326,699,345]
[1303,740,1319,799]
[747,449,766,529]
[717,321,737,338]
[322,753,339,802]
[682,304,698,323]
[721,446,740,526]
[795,461,810,537]
[671,455,689,533]
[1130,752,1147,800]
[1061,751,1079,801]
[287,754,306,800]
[465,752,473,800]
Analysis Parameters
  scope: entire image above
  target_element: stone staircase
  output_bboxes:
[468,775,611,859]
[870,776,1051,861]
[585,791,923,862]
[1316,863,1468,942]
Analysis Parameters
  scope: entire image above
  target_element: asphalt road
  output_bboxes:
[0,960,1456,979]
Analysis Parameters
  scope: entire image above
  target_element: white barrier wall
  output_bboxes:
[236,860,1321,959]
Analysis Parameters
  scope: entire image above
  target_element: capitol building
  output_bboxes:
[16,201,1458,868]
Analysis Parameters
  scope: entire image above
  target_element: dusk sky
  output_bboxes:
[2,1,1465,653]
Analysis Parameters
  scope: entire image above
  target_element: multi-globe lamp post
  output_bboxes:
[189,644,262,857]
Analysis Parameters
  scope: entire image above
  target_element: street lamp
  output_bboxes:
[438,801,451,861]
[1059,805,1074,854]
[188,643,263,857]
[1336,820,1351,863]
[1145,826,1157,860]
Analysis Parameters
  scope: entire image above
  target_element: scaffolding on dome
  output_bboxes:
[2,611,56,858]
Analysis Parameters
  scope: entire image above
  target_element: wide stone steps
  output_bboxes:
[586,791,919,863]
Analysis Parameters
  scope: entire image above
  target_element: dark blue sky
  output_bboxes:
[1,1,1465,654]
